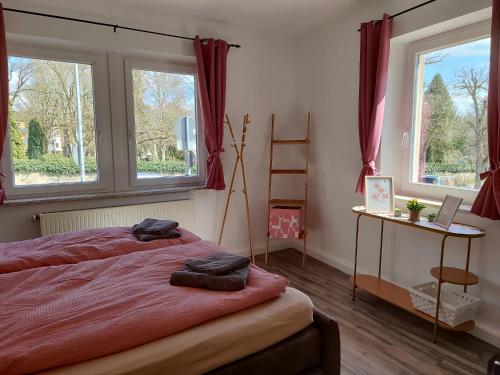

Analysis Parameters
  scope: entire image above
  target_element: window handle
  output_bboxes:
[402,132,409,147]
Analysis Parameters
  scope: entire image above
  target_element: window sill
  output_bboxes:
[1,184,206,207]
[395,194,473,213]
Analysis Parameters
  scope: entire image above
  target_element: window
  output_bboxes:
[125,60,204,188]
[0,43,203,201]
[3,46,113,198]
[402,22,491,203]
[9,57,97,185]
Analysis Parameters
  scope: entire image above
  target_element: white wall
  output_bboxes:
[296,0,500,347]
[0,0,302,257]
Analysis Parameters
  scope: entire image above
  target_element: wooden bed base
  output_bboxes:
[207,309,341,375]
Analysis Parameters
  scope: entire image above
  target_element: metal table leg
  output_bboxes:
[464,238,472,293]
[352,214,362,301]
[434,235,448,343]
[378,219,384,279]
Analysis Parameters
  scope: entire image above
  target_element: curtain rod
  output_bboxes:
[3,7,242,48]
[357,0,438,31]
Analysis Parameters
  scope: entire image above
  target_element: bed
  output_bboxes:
[0,226,340,375]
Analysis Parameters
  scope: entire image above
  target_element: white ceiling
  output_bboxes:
[120,0,361,35]
[6,0,362,36]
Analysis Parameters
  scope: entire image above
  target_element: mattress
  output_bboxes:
[40,287,313,375]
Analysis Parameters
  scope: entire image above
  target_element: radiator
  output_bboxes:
[39,200,195,236]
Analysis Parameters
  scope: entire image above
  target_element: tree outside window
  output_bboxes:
[413,37,490,191]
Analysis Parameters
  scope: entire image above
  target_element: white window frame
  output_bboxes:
[124,59,205,189]
[1,43,114,199]
[401,21,490,205]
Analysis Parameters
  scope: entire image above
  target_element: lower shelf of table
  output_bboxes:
[351,274,475,332]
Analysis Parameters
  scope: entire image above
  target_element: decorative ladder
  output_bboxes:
[265,112,311,267]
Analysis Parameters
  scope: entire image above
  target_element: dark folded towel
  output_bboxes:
[170,266,249,291]
[133,218,179,235]
[134,229,181,242]
[185,252,250,276]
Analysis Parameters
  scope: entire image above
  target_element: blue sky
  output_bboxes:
[422,37,490,114]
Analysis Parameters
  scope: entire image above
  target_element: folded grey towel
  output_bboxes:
[133,218,179,235]
[134,229,181,242]
[170,266,249,291]
[184,252,250,276]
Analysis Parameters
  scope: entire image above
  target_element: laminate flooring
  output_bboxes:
[256,249,498,375]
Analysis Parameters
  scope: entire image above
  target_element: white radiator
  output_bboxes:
[39,200,195,236]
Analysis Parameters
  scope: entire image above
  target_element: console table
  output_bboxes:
[351,206,485,342]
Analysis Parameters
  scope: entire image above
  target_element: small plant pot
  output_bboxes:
[409,210,420,222]
[394,208,402,217]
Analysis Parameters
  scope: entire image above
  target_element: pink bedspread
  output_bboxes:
[0,226,200,273]
[0,240,288,375]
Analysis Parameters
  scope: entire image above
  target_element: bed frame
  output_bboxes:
[207,309,341,375]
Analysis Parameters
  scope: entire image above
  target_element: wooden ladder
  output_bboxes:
[265,112,311,267]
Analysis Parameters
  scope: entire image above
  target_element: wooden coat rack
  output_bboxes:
[218,114,255,263]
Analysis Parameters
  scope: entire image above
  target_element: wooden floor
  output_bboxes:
[256,249,498,375]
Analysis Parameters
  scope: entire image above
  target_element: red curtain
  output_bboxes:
[194,35,229,190]
[0,4,7,204]
[355,14,393,195]
[471,1,500,219]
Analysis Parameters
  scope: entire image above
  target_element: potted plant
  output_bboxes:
[428,213,437,222]
[407,199,425,222]
[394,208,402,217]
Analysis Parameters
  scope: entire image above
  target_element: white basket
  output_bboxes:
[408,282,481,327]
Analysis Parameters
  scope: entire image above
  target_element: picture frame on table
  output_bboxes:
[364,176,394,214]
[434,195,463,229]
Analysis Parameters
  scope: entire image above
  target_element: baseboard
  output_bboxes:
[473,322,500,349]
[307,246,370,276]
[230,241,294,257]
[306,246,500,348]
